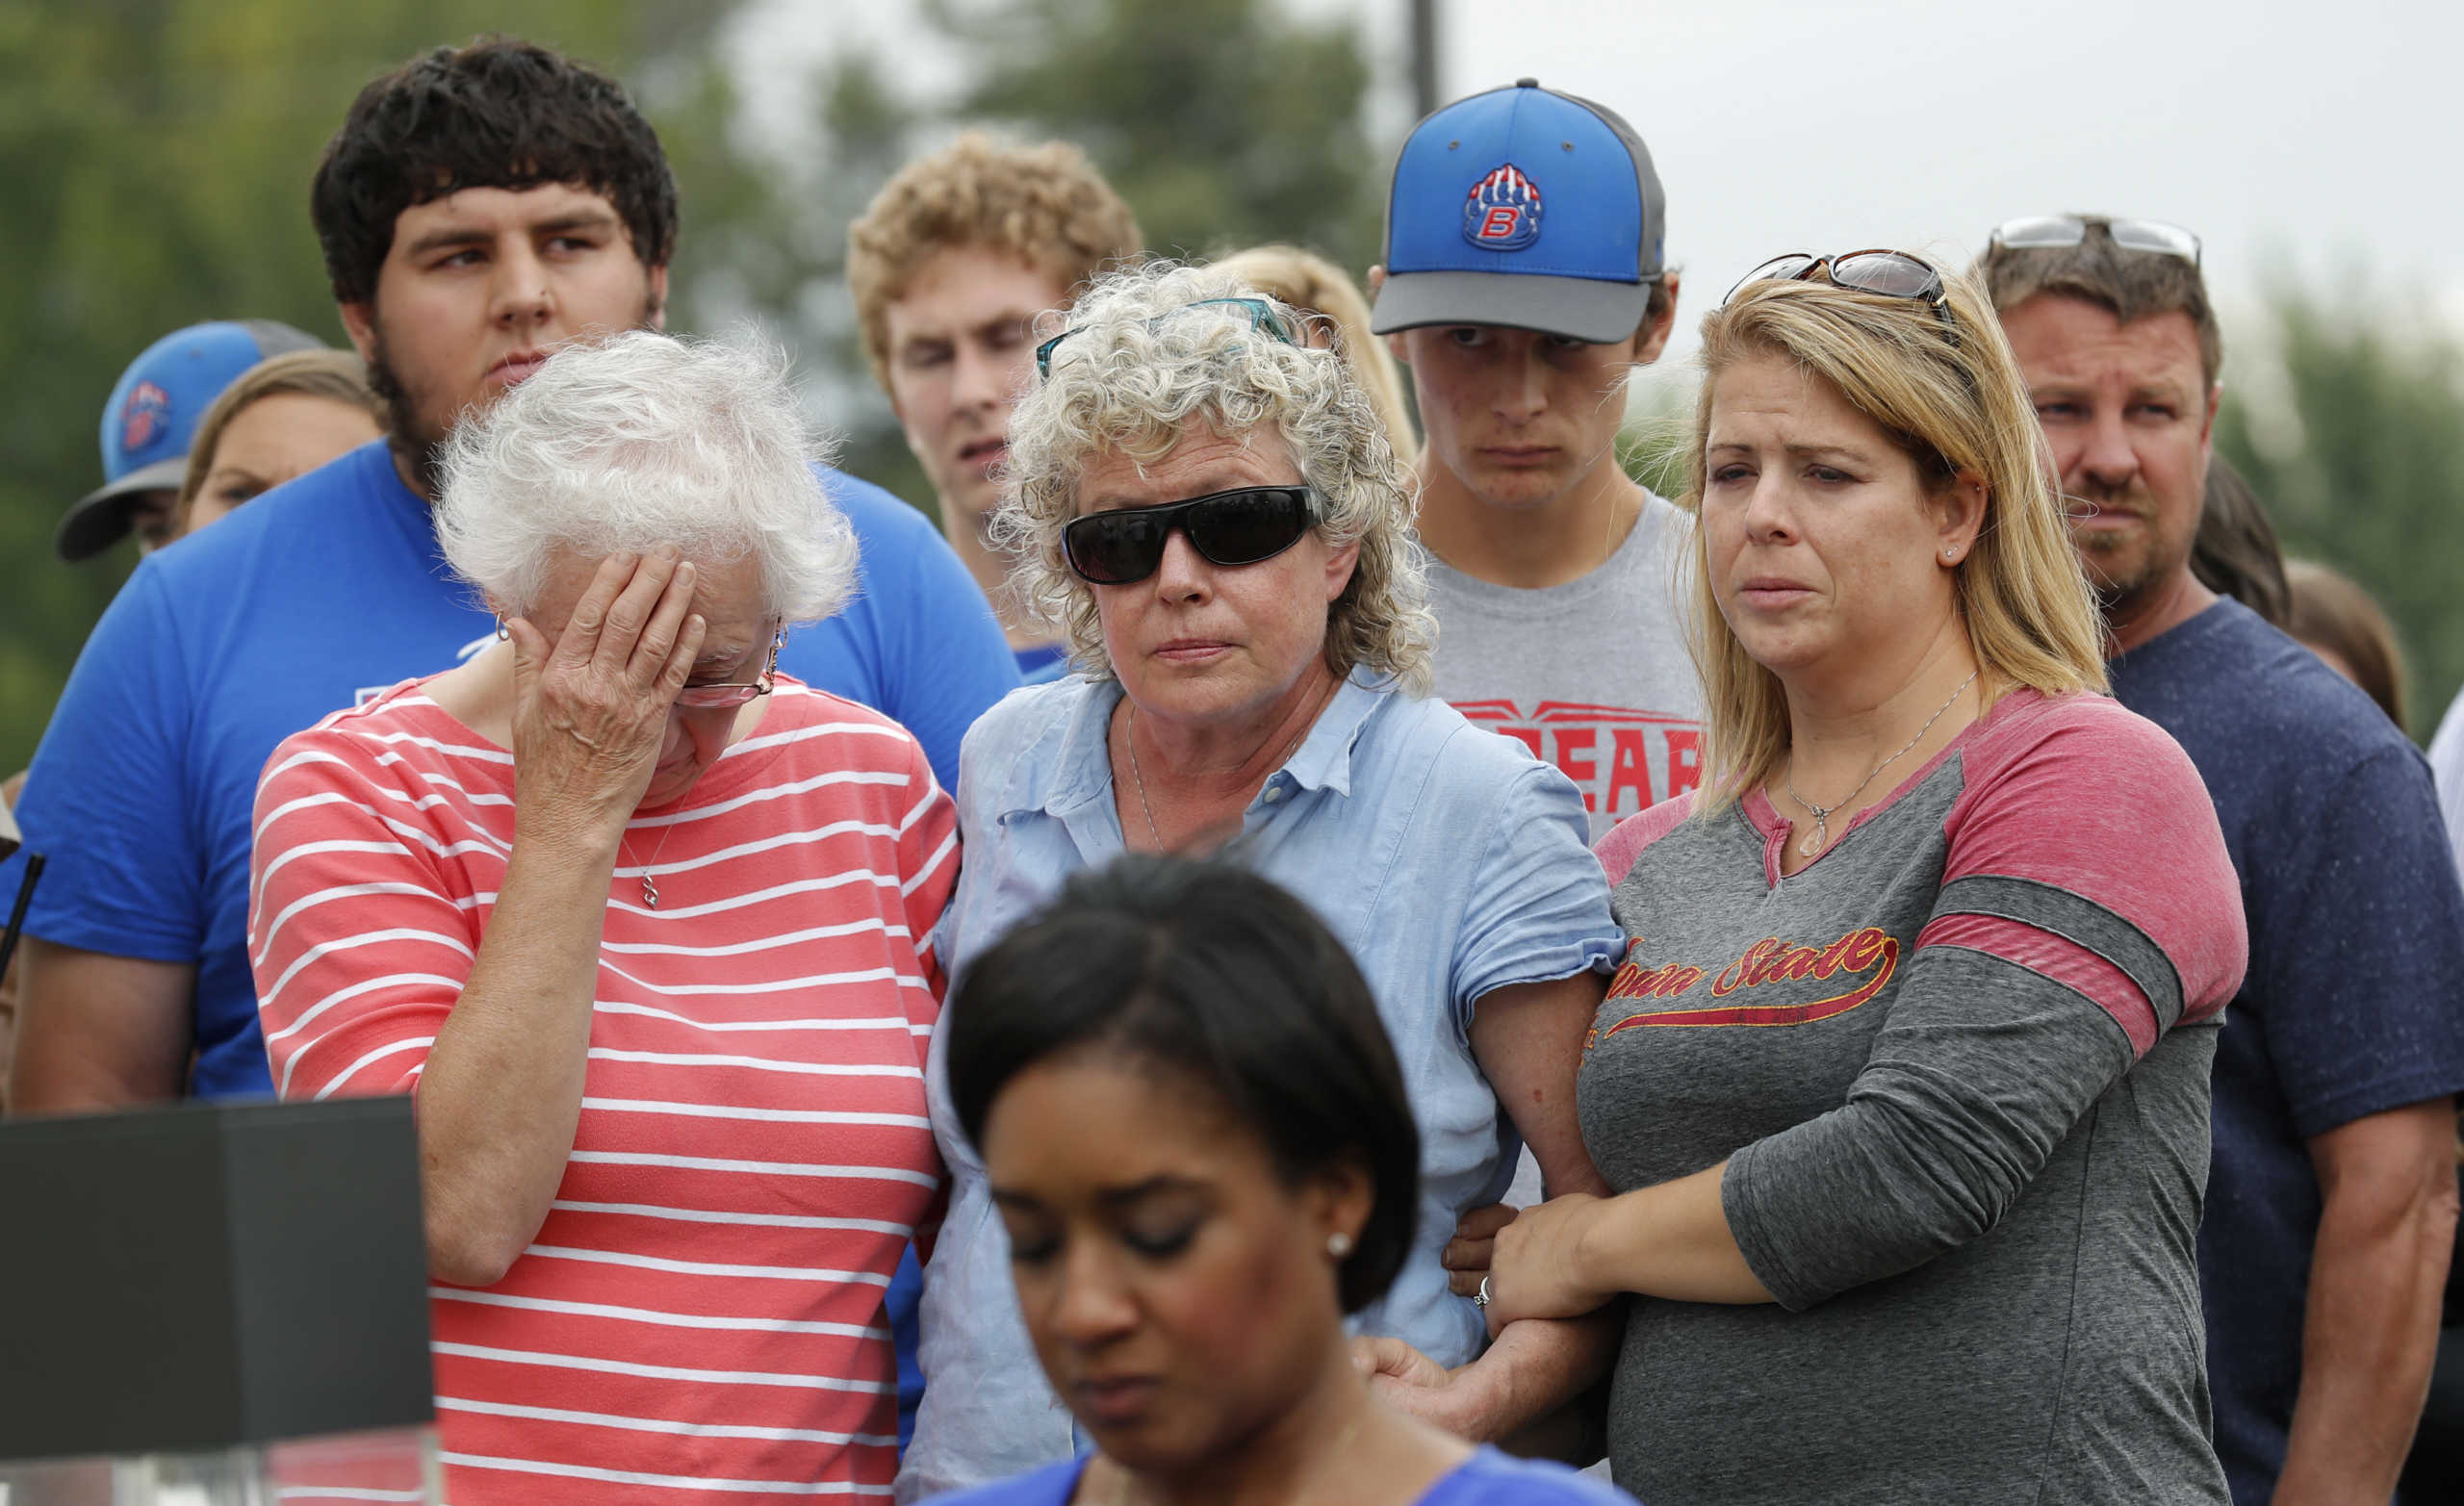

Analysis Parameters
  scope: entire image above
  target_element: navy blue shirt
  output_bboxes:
[3,440,1017,1099]
[2108,598,2464,1505]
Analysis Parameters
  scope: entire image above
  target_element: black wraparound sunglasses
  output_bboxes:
[1725,249,1961,346]
[1062,485,1317,585]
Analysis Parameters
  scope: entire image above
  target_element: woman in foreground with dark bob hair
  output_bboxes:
[928,856,1634,1506]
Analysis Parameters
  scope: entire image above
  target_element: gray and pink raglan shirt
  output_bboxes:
[1583,689,2248,1505]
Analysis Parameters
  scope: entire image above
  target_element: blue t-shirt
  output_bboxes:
[927,1446,1640,1506]
[2107,598,2464,1506]
[1014,642,1067,680]
[1,440,1017,1099]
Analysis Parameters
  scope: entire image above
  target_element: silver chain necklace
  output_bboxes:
[1123,700,1311,852]
[622,819,680,908]
[1784,670,1977,858]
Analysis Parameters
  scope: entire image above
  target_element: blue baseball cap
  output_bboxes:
[1372,78,1666,344]
[58,319,326,560]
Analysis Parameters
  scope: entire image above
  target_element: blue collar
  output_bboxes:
[1000,665,1395,825]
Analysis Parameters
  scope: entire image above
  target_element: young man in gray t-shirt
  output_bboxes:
[1369,79,1704,842]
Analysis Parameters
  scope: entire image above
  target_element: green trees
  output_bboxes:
[0,2,750,771]
[2216,289,2464,742]
[0,0,1389,771]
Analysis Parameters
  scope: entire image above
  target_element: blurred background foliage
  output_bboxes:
[0,0,1385,772]
[6,0,2464,778]
[2215,291,2464,742]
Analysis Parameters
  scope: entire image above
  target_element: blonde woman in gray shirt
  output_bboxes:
[1470,253,2249,1503]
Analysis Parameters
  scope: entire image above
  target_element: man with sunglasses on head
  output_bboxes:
[1368,79,1704,844]
[1984,214,2464,1506]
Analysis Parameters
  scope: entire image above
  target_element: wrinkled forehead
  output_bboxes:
[1070,423,1301,511]
[526,547,774,659]
[2000,294,2207,397]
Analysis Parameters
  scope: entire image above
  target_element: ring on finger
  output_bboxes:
[1474,1274,1492,1308]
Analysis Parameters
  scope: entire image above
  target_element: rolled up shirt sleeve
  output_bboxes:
[1454,756,1625,1034]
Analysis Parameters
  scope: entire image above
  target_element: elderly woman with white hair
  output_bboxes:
[247,332,958,1505]
[898,265,1625,1502]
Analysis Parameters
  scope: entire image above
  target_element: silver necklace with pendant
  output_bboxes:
[1784,670,1976,858]
[622,819,680,908]
[1123,700,1313,852]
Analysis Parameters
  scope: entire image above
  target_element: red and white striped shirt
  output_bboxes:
[250,676,958,1504]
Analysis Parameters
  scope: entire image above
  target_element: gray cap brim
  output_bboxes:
[56,457,187,561]
[1371,270,1649,344]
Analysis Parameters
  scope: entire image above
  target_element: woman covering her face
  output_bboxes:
[1466,253,2249,1502]
[899,264,1624,1498]
[931,856,1636,1506]
[247,332,956,1503]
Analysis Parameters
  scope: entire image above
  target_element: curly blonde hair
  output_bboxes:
[847,132,1143,392]
[996,262,1436,693]
[1210,243,1418,454]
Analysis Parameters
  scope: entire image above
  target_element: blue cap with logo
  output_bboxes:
[1371,78,1666,344]
[57,319,326,560]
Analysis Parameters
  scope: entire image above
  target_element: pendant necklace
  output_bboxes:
[622,819,680,909]
[1123,699,1313,853]
[1784,670,1977,858]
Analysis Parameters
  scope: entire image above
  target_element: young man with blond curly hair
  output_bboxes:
[850,134,1142,676]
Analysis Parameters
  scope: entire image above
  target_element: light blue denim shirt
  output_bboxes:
[897,668,1622,1501]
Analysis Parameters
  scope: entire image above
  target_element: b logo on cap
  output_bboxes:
[1462,165,1543,251]
[120,380,171,456]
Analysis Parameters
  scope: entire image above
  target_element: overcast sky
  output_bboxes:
[731,0,2460,406]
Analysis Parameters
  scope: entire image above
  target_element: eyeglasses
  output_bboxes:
[1034,297,1299,381]
[1725,250,1960,345]
[670,630,782,710]
[1989,215,2201,268]
[1062,485,1317,585]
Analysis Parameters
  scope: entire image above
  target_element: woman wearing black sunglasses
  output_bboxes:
[897,263,1627,1499]
[1454,254,2248,1503]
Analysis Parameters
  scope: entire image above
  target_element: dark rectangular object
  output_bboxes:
[0,1096,433,1460]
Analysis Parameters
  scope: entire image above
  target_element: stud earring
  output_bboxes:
[1326,1231,1354,1259]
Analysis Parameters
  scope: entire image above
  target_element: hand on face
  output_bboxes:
[503,550,706,842]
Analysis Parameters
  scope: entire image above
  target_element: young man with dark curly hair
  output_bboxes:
[848,134,1142,676]
[7,40,1014,1123]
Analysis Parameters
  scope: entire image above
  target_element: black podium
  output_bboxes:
[0,1096,435,1500]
